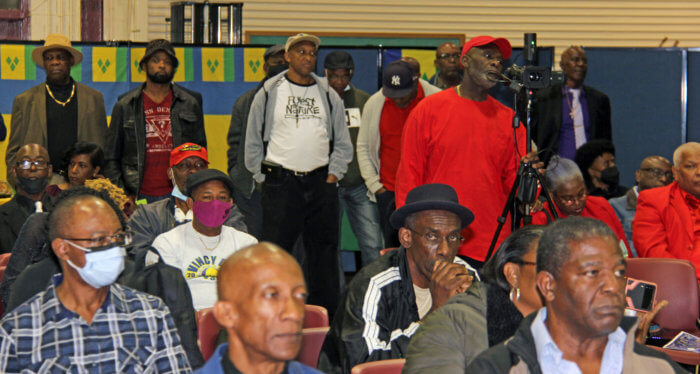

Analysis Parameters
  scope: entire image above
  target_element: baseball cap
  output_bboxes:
[285,33,321,52]
[382,60,416,98]
[264,44,285,60]
[461,35,512,60]
[186,169,234,198]
[169,143,209,168]
[324,51,354,70]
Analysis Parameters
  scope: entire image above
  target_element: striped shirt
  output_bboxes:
[0,274,190,373]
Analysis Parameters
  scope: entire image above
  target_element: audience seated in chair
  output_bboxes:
[3,186,204,368]
[128,143,247,256]
[46,141,104,196]
[151,169,257,310]
[318,183,477,373]
[194,242,322,374]
[466,217,683,373]
[0,187,190,372]
[609,155,673,257]
[531,156,631,257]
[403,226,545,373]
[634,142,700,281]
[0,144,54,254]
[574,139,627,199]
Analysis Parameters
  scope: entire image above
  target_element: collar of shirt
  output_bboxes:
[679,187,700,211]
[174,205,192,223]
[561,84,587,98]
[531,307,626,374]
[49,273,115,322]
[633,185,639,197]
[221,348,290,374]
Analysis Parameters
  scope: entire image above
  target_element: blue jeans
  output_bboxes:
[338,184,382,267]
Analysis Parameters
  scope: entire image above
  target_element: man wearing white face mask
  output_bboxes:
[128,142,248,255]
[0,188,190,372]
[152,169,258,310]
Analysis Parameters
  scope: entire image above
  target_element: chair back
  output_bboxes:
[626,258,699,330]
[0,253,10,267]
[197,309,222,361]
[304,304,329,328]
[295,326,329,368]
[351,358,406,374]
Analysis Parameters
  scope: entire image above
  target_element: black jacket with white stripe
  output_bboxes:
[318,247,475,373]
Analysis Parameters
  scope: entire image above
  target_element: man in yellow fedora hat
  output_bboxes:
[6,33,107,184]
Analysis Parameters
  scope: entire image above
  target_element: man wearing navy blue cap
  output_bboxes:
[319,183,478,373]
[357,60,440,249]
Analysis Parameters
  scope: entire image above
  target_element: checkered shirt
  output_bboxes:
[0,274,191,373]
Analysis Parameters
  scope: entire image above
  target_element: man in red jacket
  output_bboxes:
[634,142,700,280]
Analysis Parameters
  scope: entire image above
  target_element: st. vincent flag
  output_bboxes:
[401,49,436,81]
[201,47,234,82]
[244,48,266,82]
[1,44,36,80]
[92,47,127,82]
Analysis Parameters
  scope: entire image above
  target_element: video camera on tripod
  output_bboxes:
[500,33,566,91]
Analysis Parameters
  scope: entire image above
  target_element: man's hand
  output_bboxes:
[635,300,668,344]
[376,187,387,195]
[521,151,545,176]
[428,260,473,313]
[326,174,339,184]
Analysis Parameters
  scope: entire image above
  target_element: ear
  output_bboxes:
[52,238,70,262]
[284,51,291,63]
[186,197,194,210]
[536,271,557,303]
[503,262,521,289]
[461,54,469,69]
[398,227,413,249]
[672,166,679,181]
[166,167,174,180]
[47,164,53,179]
[11,165,17,179]
[213,300,238,329]
[635,169,641,184]
[93,165,101,177]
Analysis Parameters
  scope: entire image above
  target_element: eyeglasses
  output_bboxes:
[62,230,132,248]
[175,161,207,172]
[16,160,49,170]
[408,228,464,246]
[640,168,673,181]
[437,53,461,61]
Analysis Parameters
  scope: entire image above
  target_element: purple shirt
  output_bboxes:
[558,85,591,159]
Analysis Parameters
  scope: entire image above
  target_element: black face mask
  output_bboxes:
[267,63,289,78]
[600,166,620,186]
[16,176,48,195]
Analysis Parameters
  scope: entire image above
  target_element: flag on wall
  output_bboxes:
[131,47,146,82]
[244,48,266,82]
[401,49,436,81]
[70,46,82,81]
[92,47,127,82]
[0,45,36,80]
[201,47,234,82]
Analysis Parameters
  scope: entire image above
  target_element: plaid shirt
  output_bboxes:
[0,274,191,373]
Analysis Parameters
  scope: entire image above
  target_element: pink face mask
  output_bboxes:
[192,200,232,228]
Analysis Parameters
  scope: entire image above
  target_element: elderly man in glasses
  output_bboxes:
[318,183,478,373]
[0,143,54,253]
[0,186,190,372]
[609,155,673,257]
[428,41,463,89]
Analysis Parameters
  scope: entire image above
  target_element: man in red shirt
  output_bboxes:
[634,142,700,280]
[395,35,531,268]
[105,39,206,204]
[357,60,440,247]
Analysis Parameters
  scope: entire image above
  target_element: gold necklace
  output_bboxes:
[45,83,75,107]
[196,232,222,251]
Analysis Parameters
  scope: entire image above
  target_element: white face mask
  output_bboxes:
[65,240,126,289]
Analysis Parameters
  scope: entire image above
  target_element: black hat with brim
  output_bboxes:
[390,183,474,229]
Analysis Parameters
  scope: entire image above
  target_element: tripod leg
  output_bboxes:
[485,166,523,261]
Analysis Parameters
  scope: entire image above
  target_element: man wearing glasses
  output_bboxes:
[0,187,190,372]
[319,183,478,373]
[0,144,54,253]
[635,142,700,280]
[429,42,462,89]
[128,143,247,255]
[609,155,673,257]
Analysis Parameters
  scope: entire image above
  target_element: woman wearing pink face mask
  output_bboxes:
[151,169,258,310]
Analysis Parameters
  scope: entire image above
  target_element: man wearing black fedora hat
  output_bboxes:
[319,183,478,373]
[105,39,206,204]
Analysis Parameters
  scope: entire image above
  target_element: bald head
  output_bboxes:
[637,155,673,191]
[215,242,307,368]
[401,56,421,79]
[12,143,52,197]
[560,46,587,88]
[16,143,49,161]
